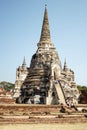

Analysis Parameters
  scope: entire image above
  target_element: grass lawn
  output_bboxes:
[0,123,87,130]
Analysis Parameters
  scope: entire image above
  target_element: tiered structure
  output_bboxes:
[14,6,79,105]
[14,57,29,98]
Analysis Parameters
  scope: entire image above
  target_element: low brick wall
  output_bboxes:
[0,104,87,116]
[0,104,87,124]
[0,98,15,104]
[0,104,61,115]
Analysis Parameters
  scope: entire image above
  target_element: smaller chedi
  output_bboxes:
[14,57,29,98]
[14,6,79,105]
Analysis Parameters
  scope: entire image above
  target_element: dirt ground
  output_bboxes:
[0,123,87,130]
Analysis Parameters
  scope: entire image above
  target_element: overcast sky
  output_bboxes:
[0,0,87,86]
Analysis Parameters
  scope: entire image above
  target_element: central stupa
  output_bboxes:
[14,6,79,105]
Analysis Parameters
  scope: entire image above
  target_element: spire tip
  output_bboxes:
[45,4,47,7]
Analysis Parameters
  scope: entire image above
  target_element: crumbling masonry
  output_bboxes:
[14,6,79,105]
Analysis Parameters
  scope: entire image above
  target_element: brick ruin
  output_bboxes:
[14,6,79,105]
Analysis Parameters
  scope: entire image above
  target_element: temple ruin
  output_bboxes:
[14,6,79,105]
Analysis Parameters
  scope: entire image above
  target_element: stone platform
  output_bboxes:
[0,104,87,124]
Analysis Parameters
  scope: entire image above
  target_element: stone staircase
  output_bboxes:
[54,82,66,105]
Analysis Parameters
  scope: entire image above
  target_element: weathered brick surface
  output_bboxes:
[0,104,87,124]
[0,98,15,104]
[0,104,61,114]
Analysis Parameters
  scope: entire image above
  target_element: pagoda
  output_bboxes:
[14,6,79,105]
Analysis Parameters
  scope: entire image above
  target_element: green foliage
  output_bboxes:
[77,85,87,94]
[77,85,87,104]
[77,85,87,90]
[0,81,14,91]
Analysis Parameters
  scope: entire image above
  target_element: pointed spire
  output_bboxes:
[63,59,68,71]
[23,57,26,65]
[22,57,26,69]
[40,5,51,42]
